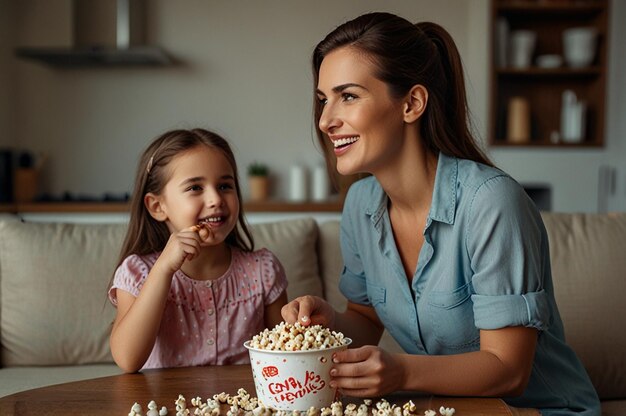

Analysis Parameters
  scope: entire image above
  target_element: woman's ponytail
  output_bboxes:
[416,22,493,166]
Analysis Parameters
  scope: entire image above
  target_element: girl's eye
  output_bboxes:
[186,185,203,192]
[219,183,234,191]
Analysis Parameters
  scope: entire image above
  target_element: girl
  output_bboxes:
[281,12,600,416]
[108,128,288,373]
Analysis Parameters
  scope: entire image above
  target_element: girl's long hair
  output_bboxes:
[109,128,254,288]
[312,12,493,176]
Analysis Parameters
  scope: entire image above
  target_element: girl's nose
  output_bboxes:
[206,188,223,207]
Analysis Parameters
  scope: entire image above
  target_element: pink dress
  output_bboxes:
[108,247,287,369]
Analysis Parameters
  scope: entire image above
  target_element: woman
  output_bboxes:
[281,12,600,416]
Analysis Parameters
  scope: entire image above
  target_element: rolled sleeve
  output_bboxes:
[467,175,551,331]
[472,289,550,330]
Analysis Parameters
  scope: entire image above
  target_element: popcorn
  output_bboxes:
[250,322,347,351]
[438,407,455,416]
[131,391,456,416]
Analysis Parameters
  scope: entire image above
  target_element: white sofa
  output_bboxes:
[0,214,625,415]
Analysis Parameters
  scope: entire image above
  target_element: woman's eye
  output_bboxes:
[341,93,356,102]
[317,97,328,106]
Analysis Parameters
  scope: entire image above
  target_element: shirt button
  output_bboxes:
[207,339,215,346]
[208,308,214,316]
[205,281,212,288]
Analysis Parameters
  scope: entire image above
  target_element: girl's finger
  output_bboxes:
[197,226,212,244]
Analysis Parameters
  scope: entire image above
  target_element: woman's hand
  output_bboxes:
[281,295,336,328]
[330,346,406,397]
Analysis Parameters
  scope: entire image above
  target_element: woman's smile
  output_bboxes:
[331,135,360,156]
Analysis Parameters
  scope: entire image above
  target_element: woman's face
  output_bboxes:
[316,47,407,176]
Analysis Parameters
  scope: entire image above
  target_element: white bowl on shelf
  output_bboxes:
[536,54,563,69]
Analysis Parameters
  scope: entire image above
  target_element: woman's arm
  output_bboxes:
[331,326,537,397]
[282,297,384,346]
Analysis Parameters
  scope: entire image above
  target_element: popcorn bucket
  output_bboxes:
[244,339,351,411]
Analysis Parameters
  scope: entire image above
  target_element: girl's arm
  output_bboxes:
[109,260,174,373]
[110,228,204,373]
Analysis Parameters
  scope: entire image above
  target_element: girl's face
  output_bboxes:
[154,145,240,245]
[316,46,407,176]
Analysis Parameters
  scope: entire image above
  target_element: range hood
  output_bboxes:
[15,0,170,67]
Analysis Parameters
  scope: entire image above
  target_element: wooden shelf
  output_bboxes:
[496,66,602,77]
[489,0,609,148]
[0,200,344,214]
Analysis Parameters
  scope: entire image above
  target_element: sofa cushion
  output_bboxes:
[541,212,626,400]
[251,218,323,301]
[0,218,323,367]
[0,221,126,366]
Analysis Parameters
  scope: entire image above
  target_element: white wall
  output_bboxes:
[6,0,626,212]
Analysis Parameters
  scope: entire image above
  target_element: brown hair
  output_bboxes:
[312,12,493,172]
[112,128,254,280]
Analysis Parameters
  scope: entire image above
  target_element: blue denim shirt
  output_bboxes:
[338,153,600,415]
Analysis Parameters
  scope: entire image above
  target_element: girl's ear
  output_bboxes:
[144,193,168,222]
[403,84,428,123]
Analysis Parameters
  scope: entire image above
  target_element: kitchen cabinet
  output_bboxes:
[489,0,609,147]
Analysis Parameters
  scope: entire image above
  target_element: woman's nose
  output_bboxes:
[318,104,340,133]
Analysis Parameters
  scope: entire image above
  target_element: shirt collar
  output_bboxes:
[429,152,457,225]
[365,152,458,226]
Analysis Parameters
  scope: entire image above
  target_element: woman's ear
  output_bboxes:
[144,193,168,222]
[403,84,428,123]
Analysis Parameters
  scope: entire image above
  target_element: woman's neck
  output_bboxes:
[375,130,438,214]
[181,242,232,281]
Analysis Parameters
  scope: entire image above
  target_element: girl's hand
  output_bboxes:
[157,226,206,274]
[329,346,405,397]
[191,223,214,246]
[281,295,336,328]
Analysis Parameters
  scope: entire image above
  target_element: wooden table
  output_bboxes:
[0,365,513,415]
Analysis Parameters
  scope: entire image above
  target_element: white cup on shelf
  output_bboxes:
[509,30,536,68]
[563,27,598,68]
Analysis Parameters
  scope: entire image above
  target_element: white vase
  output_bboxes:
[289,165,308,202]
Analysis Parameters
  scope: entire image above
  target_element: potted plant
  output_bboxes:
[247,161,270,201]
